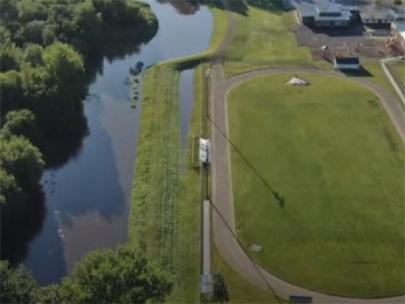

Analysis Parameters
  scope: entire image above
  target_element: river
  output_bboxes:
[21,0,212,285]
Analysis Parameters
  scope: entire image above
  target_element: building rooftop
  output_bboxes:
[335,57,360,64]
[316,3,342,16]
[393,22,405,32]
[297,3,317,17]
[359,6,396,21]
[297,1,352,21]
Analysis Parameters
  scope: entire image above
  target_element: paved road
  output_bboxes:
[209,64,405,303]
[380,57,405,107]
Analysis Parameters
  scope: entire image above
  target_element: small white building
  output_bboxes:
[199,138,211,166]
[333,57,360,70]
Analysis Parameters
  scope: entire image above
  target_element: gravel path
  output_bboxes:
[209,64,405,303]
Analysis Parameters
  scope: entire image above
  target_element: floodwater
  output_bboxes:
[21,0,212,284]
[180,69,196,150]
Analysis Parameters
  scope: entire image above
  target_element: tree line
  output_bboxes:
[1,245,172,303]
[0,0,157,246]
[0,0,158,298]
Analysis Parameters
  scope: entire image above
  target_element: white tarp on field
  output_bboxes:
[287,77,310,86]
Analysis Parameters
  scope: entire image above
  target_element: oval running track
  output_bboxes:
[209,64,405,303]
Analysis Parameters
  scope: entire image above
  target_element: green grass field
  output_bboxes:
[388,60,405,95]
[222,4,326,76]
[128,5,230,301]
[213,247,283,303]
[227,74,405,297]
[129,63,203,303]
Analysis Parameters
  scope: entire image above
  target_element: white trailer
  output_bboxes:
[199,138,211,167]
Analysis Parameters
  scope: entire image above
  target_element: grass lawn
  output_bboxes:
[222,4,325,77]
[388,60,405,95]
[227,73,405,297]
[129,64,186,297]
[207,8,229,55]
[362,62,401,99]
[213,247,284,303]
[129,63,203,303]
[128,3,230,300]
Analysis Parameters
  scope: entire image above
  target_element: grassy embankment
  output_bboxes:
[387,60,405,94]
[129,5,282,302]
[222,3,328,77]
[220,1,402,106]
[227,73,405,297]
[128,7,229,303]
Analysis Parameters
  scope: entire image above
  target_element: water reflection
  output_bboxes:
[1,189,46,266]
[23,207,66,285]
[15,0,213,284]
[180,69,195,150]
[157,0,200,15]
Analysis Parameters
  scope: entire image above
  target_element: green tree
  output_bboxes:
[19,63,53,100]
[211,273,229,303]
[42,24,57,46]
[0,169,19,205]
[16,20,46,45]
[33,284,64,304]
[0,135,44,190]
[24,44,44,67]
[0,0,18,21]
[0,26,12,45]
[59,245,173,303]
[16,0,48,23]
[0,70,24,113]
[72,0,102,54]
[0,260,38,304]
[0,43,23,72]
[3,109,40,145]
[42,42,84,92]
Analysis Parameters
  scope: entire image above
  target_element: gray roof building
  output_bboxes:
[297,2,353,27]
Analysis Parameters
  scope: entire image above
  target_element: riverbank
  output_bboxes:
[0,0,160,284]
[128,6,229,301]
[129,1,405,302]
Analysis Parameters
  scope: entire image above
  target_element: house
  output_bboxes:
[297,2,353,27]
[333,57,360,70]
[296,1,405,29]
[359,6,405,27]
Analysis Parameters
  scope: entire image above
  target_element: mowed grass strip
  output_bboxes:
[388,60,405,95]
[129,63,181,266]
[130,63,201,302]
[223,3,316,77]
[128,6,230,301]
[213,247,284,303]
[227,74,405,297]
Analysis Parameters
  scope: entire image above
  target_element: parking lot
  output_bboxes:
[294,23,395,60]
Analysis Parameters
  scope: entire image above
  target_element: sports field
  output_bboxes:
[227,74,405,297]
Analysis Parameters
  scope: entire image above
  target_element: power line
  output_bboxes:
[207,113,286,207]
[204,104,283,303]
[207,192,283,304]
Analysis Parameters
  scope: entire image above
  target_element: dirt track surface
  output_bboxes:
[209,64,405,303]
